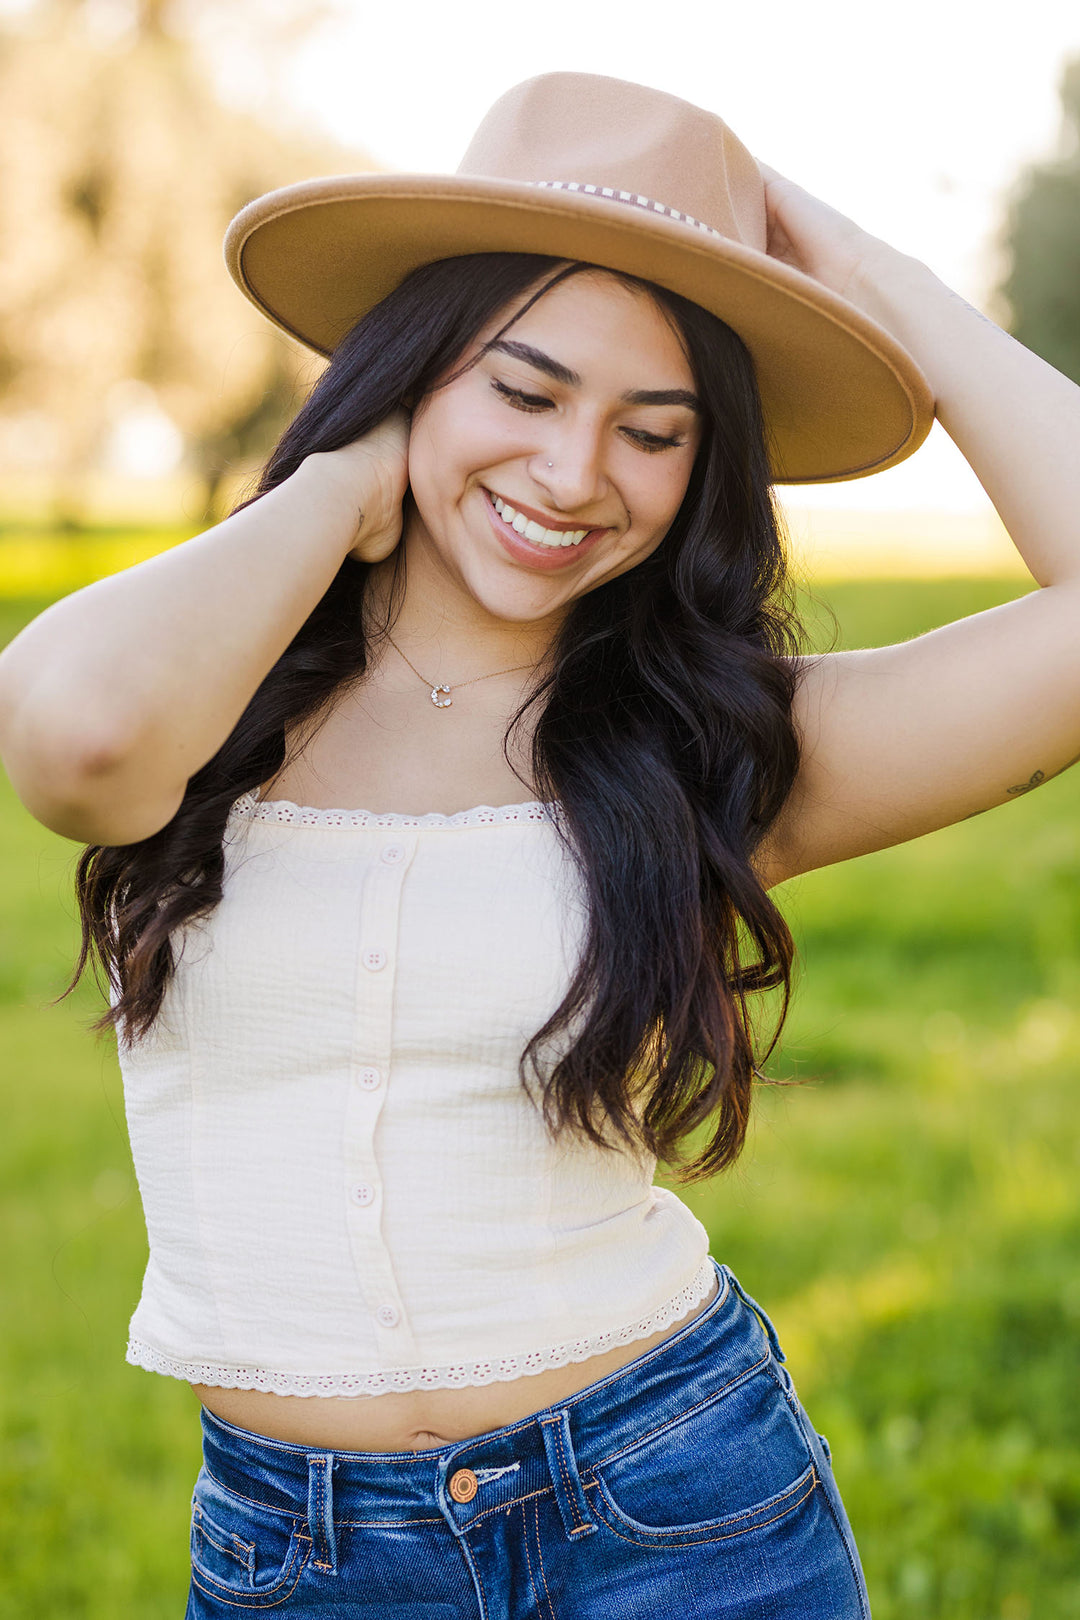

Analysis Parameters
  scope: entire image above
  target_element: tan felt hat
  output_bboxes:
[223,72,935,484]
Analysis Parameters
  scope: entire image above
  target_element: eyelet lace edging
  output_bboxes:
[228,790,559,829]
[127,1258,718,1397]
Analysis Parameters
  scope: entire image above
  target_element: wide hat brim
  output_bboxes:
[224,171,935,485]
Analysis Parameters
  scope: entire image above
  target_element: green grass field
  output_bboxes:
[1,578,1078,1618]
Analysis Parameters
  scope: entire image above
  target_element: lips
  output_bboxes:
[487,490,589,548]
[481,487,610,571]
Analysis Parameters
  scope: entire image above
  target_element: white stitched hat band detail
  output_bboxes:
[530,180,722,239]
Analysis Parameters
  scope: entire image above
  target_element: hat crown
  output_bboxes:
[457,73,767,253]
[223,71,934,483]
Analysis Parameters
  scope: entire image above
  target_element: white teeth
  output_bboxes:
[489,492,590,549]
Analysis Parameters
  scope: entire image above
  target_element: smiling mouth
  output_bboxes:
[483,488,598,550]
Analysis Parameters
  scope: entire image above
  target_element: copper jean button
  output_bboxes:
[449,1468,478,1503]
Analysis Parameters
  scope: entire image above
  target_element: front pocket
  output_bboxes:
[190,1467,311,1608]
[589,1460,818,1547]
[586,1364,817,1546]
[192,1509,256,1585]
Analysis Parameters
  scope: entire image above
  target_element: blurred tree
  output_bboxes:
[0,0,373,527]
[997,54,1080,387]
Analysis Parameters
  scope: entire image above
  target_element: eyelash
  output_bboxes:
[490,379,685,453]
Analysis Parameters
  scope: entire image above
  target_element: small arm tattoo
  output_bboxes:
[1006,769,1046,796]
[1005,751,1080,796]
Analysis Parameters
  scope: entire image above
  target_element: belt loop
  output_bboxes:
[723,1267,787,1364]
[306,1452,338,1574]
[539,1408,597,1541]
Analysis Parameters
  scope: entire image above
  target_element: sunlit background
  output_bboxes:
[0,0,1077,574]
[2,5,1079,1618]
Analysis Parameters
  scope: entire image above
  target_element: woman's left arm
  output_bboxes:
[757,164,1080,887]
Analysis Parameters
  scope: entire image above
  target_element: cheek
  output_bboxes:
[405,420,473,540]
[630,459,694,538]
[406,396,511,506]
[405,407,449,497]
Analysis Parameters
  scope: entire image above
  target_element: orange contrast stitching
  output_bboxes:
[532,1493,556,1620]
[311,1459,332,1573]
[520,1499,546,1618]
[541,1415,586,1532]
[190,1532,311,1610]
[587,1350,770,1473]
[201,1461,441,1526]
[587,1466,818,1548]
[465,1483,552,1530]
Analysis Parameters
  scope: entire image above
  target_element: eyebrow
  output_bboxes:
[487,340,702,413]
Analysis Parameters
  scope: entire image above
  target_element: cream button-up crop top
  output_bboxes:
[119,790,715,1398]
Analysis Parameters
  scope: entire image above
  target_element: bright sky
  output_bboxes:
[6,0,1076,518]
[274,0,1077,310]
[252,0,1080,517]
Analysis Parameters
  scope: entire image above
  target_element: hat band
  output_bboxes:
[529,179,723,239]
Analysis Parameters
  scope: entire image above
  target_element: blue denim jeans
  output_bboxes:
[185,1260,870,1617]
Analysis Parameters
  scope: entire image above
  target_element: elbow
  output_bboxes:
[0,706,178,846]
[0,629,182,843]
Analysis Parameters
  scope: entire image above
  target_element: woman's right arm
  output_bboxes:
[0,419,408,847]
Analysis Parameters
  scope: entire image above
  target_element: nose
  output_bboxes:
[530,417,609,514]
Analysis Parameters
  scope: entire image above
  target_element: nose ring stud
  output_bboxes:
[546,461,553,468]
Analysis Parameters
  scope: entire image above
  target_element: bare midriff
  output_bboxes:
[191,1270,719,1452]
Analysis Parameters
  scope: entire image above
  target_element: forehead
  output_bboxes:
[480,269,695,385]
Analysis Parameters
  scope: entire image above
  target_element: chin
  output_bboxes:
[461,566,572,625]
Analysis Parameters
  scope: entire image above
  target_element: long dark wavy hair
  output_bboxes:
[57,251,804,1185]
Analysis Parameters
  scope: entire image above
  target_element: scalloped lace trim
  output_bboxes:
[127,1259,720,1398]
[229,789,559,830]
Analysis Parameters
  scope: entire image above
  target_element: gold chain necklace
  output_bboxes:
[385,631,537,709]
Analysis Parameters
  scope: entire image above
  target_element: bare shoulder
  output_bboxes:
[753,577,1080,885]
[750,652,837,890]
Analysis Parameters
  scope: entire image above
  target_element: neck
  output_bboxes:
[363,514,566,685]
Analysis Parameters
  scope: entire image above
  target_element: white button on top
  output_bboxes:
[376,1304,400,1328]
[358,1066,382,1090]
[362,947,387,971]
[380,844,406,865]
[350,1182,376,1207]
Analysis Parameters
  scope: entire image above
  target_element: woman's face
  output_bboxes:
[404,268,704,626]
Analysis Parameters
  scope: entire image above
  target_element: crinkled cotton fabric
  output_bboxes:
[118,791,715,1397]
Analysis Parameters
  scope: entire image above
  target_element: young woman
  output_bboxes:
[2,73,1078,1619]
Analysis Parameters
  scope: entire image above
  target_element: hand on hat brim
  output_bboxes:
[757,160,901,313]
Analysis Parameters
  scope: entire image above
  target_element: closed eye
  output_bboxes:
[491,379,552,412]
[625,428,686,453]
[490,379,685,452]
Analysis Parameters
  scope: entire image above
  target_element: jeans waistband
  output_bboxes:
[198,1259,789,1541]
